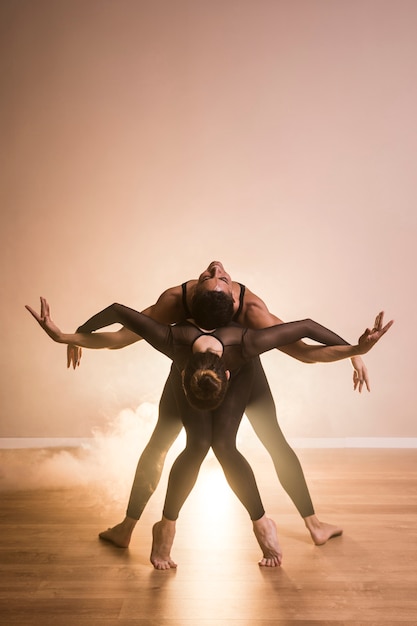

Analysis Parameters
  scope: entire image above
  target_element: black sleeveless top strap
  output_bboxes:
[233,283,245,321]
[181,282,245,321]
[181,282,192,318]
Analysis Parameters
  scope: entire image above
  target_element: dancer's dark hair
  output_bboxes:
[182,351,229,410]
[191,289,234,329]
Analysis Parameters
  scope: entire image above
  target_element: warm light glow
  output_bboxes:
[194,460,234,519]
[179,455,239,532]
[175,457,250,557]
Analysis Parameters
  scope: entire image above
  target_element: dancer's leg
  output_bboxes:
[245,357,342,544]
[211,361,281,566]
[211,362,264,521]
[99,365,183,548]
[126,366,184,519]
[245,358,314,517]
[151,393,212,569]
[161,393,213,521]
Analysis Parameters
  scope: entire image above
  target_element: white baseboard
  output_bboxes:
[0,438,94,449]
[290,437,417,448]
[1,437,417,449]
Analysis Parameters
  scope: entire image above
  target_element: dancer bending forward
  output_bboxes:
[64,262,374,548]
[27,299,392,568]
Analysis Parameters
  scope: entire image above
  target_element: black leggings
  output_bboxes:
[126,357,314,520]
[162,360,265,521]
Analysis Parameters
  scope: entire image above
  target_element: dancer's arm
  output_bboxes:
[240,287,372,391]
[65,285,186,367]
[62,285,184,367]
[26,298,175,360]
[241,289,357,360]
[89,286,185,346]
[242,313,393,361]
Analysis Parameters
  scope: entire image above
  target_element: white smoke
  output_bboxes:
[0,403,185,508]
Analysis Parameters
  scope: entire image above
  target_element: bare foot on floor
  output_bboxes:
[150,518,177,570]
[98,517,136,548]
[253,516,282,567]
[304,515,343,546]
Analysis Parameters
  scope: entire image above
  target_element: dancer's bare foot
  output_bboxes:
[98,516,137,548]
[252,515,282,567]
[304,514,343,546]
[150,517,177,570]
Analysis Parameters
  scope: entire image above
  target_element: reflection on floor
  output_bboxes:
[0,448,416,625]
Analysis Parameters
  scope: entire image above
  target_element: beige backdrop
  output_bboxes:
[1,0,413,441]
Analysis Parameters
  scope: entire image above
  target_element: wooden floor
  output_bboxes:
[0,448,416,625]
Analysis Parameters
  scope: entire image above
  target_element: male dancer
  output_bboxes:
[63,261,370,548]
[28,294,392,569]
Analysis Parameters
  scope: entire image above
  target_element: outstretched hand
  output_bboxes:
[352,358,370,394]
[26,298,82,369]
[67,344,82,369]
[25,297,63,343]
[358,311,394,354]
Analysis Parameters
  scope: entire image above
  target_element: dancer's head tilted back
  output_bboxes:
[181,351,230,411]
[183,261,234,407]
[197,261,233,293]
[191,261,234,329]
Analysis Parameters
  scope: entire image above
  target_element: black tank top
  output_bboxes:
[181,282,246,322]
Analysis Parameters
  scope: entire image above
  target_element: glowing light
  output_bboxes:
[189,458,234,522]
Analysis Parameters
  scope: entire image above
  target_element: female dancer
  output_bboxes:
[27,298,392,568]
[64,264,372,550]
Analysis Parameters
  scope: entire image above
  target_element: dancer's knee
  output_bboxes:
[190,438,211,461]
[212,439,236,464]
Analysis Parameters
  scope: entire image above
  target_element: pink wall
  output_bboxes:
[2,0,412,439]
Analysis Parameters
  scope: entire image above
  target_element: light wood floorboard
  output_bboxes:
[0,448,416,625]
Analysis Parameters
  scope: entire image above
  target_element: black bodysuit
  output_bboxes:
[78,301,350,521]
